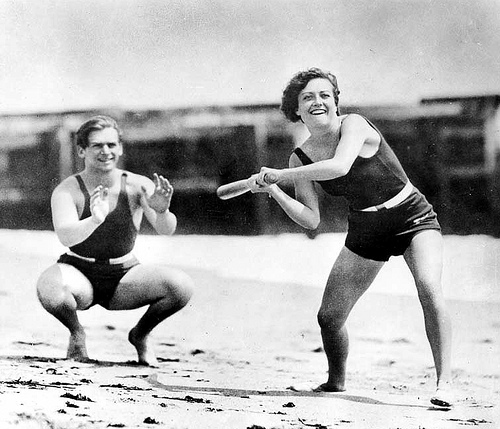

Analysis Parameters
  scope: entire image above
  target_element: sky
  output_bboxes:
[1,0,500,114]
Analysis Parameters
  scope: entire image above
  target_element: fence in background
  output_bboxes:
[1,96,499,236]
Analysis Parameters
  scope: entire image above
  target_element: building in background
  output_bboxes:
[1,96,499,236]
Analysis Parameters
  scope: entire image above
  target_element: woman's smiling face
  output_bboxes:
[295,78,338,126]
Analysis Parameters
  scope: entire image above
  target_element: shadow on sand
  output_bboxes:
[1,355,451,412]
[147,374,440,410]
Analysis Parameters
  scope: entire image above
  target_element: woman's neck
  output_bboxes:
[307,115,341,139]
[308,125,340,147]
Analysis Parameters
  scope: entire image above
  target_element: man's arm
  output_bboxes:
[140,173,177,236]
[51,181,108,247]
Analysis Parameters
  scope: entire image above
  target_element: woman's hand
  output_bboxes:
[246,173,277,194]
[256,167,282,186]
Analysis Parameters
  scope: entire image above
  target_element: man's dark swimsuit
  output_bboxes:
[57,173,140,308]
[293,117,440,261]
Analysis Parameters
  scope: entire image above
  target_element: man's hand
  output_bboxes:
[90,185,110,224]
[143,173,173,213]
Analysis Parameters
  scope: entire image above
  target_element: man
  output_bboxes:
[37,115,193,366]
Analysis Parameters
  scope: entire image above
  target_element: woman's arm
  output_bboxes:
[259,114,377,184]
[268,183,320,230]
[251,154,321,230]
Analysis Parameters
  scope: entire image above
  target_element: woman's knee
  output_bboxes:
[317,307,347,332]
[415,279,445,307]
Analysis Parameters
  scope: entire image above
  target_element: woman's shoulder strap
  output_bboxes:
[293,147,313,165]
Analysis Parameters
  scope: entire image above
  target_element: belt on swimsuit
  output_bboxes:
[66,250,134,265]
[359,181,413,212]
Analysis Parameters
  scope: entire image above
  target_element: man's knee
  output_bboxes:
[36,265,93,311]
[37,273,71,312]
[37,266,62,302]
[167,271,194,309]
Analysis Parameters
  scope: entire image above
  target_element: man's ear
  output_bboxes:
[77,146,86,159]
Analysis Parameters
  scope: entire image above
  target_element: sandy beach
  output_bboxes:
[0,230,498,428]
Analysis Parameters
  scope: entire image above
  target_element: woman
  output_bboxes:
[249,68,453,407]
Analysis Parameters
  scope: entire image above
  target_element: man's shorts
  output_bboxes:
[57,254,140,309]
[345,188,441,262]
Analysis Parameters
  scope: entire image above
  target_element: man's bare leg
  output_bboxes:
[109,265,194,366]
[36,264,94,362]
[67,325,89,361]
[128,326,158,366]
[127,290,192,366]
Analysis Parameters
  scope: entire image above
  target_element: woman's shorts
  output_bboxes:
[57,253,140,309]
[345,188,441,262]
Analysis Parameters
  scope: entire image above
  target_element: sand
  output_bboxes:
[0,230,498,428]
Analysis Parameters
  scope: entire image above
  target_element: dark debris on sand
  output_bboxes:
[1,378,45,389]
[157,357,181,362]
[152,394,212,404]
[100,383,151,391]
[298,418,329,428]
[61,392,94,402]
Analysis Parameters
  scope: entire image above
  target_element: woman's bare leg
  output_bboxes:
[404,230,453,406]
[316,247,384,391]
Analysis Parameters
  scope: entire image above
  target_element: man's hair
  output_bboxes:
[76,115,122,148]
[280,68,341,122]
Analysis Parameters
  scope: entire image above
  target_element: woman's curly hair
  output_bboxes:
[280,68,340,122]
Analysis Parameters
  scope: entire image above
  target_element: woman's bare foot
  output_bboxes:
[128,327,158,367]
[287,381,346,393]
[67,331,90,362]
[430,382,455,408]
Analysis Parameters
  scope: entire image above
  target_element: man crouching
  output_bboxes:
[37,115,193,366]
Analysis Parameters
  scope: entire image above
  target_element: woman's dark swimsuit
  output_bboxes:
[293,118,440,261]
[57,173,140,308]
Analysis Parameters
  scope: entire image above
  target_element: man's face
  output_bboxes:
[79,127,123,172]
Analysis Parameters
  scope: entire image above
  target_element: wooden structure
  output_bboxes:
[0,96,499,235]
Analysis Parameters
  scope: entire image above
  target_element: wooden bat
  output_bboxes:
[216,173,278,200]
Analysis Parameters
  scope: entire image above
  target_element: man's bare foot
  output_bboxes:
[128,327,158,367]
[287,382,346,393]
[67,331,90,362]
